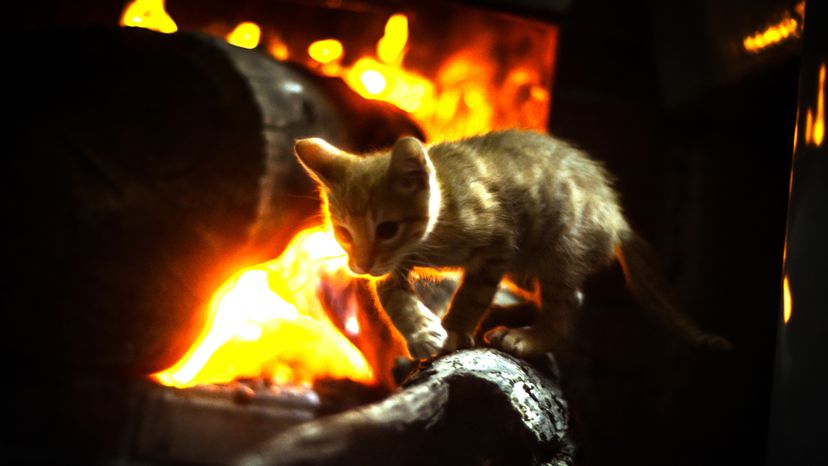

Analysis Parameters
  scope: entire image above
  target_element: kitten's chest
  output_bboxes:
[409,242,474,268]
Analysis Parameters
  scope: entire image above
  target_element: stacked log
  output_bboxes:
[5,25,421,463]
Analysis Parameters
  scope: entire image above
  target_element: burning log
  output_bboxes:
[6,25,423,462]
[234,349,574,466]
[7,26,423,376]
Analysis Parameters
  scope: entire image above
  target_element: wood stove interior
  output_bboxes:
[7,0,801,465]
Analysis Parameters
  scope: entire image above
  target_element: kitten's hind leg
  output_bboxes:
[485,284,579,359]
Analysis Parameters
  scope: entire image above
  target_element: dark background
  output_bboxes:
[548,1,796,465]
[8,0,804,465]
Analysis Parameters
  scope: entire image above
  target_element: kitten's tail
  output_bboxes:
[615,230,733,351]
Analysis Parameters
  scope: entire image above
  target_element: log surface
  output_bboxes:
[7,26,421,375]
[235,349,574,466]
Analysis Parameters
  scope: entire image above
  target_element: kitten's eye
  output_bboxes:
[334,226,353,244]
[376,221,399,240]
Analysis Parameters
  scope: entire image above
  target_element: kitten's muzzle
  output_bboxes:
[349,262,392,277]
[348,258,375,276]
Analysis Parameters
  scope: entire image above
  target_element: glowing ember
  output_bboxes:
[783,274,792,325]
[359,69,387,95]
[802,62,825,148]
[118,4,555,142]
[742,1,805,54]
[268,36,290,61]
[308,39,344,65]
[226,22,262,50]
[376,14,408,64]
[345,56,433,113]
[813,63,825,147]
[153,226,375,388]
[119,0,177,33]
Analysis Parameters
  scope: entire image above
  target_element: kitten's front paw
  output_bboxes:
[405,306,447,360]
[406,327,447,360]
[441,330,474,354]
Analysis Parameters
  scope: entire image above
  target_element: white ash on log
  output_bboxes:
[234,349,574,466]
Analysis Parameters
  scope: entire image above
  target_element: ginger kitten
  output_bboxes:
[294,130,730,360]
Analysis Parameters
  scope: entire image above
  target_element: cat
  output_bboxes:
[294,130,731,360]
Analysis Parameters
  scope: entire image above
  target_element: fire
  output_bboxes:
[226,22,262,50]
[803,63,825,148]
[376,14,408,64]
[308,39,344,65]
[117,3,557,388]
[742,1,804,54]
[119,0,177,33]
[305,13,553,140]
[783,274,793,325]
[268,36,290,61]
[119,3,555,142]
[813,63,825,147]
[153,226,375,388]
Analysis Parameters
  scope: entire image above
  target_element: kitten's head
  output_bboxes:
[294,137,440,277]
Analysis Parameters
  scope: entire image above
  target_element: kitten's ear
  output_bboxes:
[389,137,431,191]
[294,138,348,186]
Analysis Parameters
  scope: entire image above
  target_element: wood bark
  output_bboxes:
[234,349,574,466]
[7,26,421,376]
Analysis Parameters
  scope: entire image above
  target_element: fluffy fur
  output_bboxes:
[294,130,730,359]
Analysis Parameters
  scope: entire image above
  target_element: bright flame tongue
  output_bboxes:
[153,226,375,388]
[119,0,177,33]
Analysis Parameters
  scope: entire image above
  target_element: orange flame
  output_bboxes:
[783,274,793,325]
[119,0,177,33]
[227,22,262,50]
[309,39,345,65]
[310,13,552,140]
[802,62,825,148]
[268,36,290,61]
[118,4,554,142]
[742,1,804,54]
[813,63,825,147]
[376,14,408,64]
[153,226,375,388]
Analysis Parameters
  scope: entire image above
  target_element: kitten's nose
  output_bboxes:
[349,258,374,275]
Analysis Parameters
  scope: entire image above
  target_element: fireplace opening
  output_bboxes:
[7,0,812,465]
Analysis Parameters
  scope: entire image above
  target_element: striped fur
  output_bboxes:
[295,130,730,359]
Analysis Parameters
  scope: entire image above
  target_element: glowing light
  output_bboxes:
[359,69,387,95]
[806,109,814,145]
[268,37,290,61]
[226,22,262,50]
[115,5,554,145]
[377,14,408,64]
[802,62,826,148]
[344,316,360,336]
[308,39,344,65]
[119,0,177,33]
[345,57,432,112]
[783,274,792,325]
[742,1,803,54]
[813,64,825,147]
[153,226,375,388]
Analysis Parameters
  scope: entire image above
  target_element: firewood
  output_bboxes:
[7,26,422,375]
[234,348,574,466]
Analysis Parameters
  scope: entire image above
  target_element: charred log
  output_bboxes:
[6,25,421,463]
[234,349,574,466]
[8,26,422,375]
